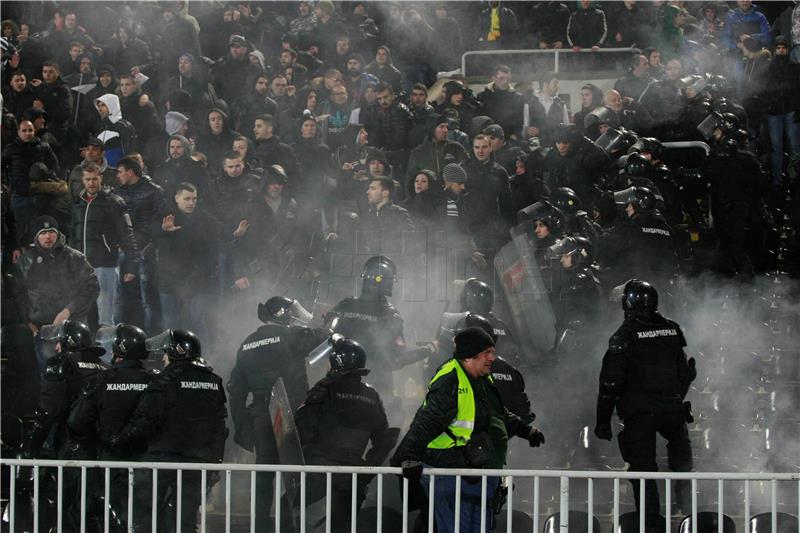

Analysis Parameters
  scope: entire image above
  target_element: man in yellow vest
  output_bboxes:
[391,327,544,532]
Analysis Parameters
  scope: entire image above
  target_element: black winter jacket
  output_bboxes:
[1,137,59,196]
[115,177,167,249]
[13,237,100,326]
[71,190,138,273]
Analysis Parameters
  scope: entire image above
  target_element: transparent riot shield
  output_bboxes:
[269,377,305,528]
[494,222,557,356]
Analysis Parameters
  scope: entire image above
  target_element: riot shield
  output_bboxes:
[494,223,557,356]
[269,377,305,527]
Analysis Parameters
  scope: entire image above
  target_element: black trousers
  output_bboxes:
[132,454,204,533]
[618,412,693,521]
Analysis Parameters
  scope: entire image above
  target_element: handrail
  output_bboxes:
[2,458,798,480]
[461,47,642,78]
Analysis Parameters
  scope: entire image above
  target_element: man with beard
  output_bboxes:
[235,72,278,138]
[373,82,412,177]
[11,217,100,370]
[344,53,378,107]
[153,134,211,202]
[405,114,468,194]
[278,48,308,90]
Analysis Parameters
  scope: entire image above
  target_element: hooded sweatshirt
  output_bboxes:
[92,94,136,166]
[153,133,211,203]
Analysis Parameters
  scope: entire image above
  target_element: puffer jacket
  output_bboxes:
[13,236,100,326]
[71,189,138,272]
[1,136,59,196]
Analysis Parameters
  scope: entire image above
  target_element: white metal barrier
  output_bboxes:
[461,48,642,78]
[2,458,799,533]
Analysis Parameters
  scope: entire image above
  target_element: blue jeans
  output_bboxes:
[95,266,120,327]
[422,470,499,533]
[159,291,210,347]
[116,247,160,334]
[766,111,800,186]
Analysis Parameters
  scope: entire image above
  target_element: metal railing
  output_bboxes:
[1,458,799,533]
[461,48,642,79]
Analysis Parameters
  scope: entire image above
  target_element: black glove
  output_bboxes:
[107,433,122,450]
[400,460,423,482]
[683,401,695,424]
[527,427,545,447]
[594,424,612,441]
[687,357,697,381]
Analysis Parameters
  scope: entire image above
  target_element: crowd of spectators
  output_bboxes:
[1,0,798,361]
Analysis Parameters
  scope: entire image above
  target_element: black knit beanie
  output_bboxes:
[454,327,495,359]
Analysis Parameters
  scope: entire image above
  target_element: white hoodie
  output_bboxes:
[95,93,122,124]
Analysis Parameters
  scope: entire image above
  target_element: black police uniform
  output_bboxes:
[552,266,603,351]
[600,211,677,287]
[295,370,397,532]
[67,357,155,529]
[325,297,405,399]
[703,145,763,278]
[119,358,228,532]
[23,347,109,531]
[27,349,109,458]
[597,311,695,520]
[228,322,326,532]
[490,357,535,424]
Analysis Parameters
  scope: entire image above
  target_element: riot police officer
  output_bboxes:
[23,320,109,459]
[67,323,154,530]
[543,236,603,353]
[599,186,677,288]
[455,313,535,424]
[18,320,109,531]
[459,277,522,368]
[324,256,406,410]
[700,112,764,279]
[550,187,602,245]
[295,336,397,532]
[228,296,326,532]
[595,280,696,521]
[113,330,228,533]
